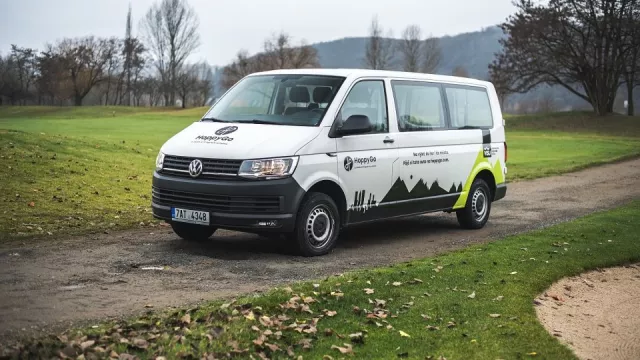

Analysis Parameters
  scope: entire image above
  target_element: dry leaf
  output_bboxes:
[399,330,411,337]
[349,332,364,343]
[364,288,375,294]
[468,291,476,299]
[80,340,95,350]
[331,343,353,354]
[489,314,501,318]
[392,282,402,286]
[180,313,191,325]
[132,338,148,349]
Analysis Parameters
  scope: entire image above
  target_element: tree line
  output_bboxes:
[1,0,638,116]
[0,0,213,107]
[489,0,640,116]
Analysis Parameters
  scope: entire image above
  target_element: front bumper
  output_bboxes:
[151,171,305,233]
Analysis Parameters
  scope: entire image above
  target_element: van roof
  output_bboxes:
[249,68,492,87]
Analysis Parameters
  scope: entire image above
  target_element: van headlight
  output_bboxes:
[238,156,299,179]
[155,151,165,171]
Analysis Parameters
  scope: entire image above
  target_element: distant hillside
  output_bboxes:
[313,26,504,80]
[215,26,639,114]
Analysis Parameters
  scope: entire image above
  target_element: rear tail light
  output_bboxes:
[504,142,508,163]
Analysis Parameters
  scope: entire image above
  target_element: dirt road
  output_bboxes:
[1,159,640,342]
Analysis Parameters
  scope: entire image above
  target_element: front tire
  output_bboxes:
[456,178,492,229]
[289,192,341,257]
[171,222,216,242]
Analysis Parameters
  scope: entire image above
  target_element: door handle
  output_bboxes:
[383,137,395,144]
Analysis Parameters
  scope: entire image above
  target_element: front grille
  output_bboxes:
[161,155,242,180]
[152,187,282,214]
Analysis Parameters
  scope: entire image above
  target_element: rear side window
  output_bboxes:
[391,80,446,132]
[444,86,493,128]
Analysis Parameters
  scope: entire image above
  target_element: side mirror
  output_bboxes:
[336,115,372,136]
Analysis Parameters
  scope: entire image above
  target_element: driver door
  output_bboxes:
[336,79,398,224]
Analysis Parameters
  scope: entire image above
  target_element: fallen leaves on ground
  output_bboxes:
[331,343,353,354]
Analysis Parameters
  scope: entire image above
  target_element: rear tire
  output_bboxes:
[289,192,341,257]
[171,222,216,242]
[456,178,492,229]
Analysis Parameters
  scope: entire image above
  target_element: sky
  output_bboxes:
[0,0,516,67]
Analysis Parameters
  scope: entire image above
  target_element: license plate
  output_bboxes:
[171,208,210,225]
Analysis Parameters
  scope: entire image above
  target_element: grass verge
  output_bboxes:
[3,201,639,359]
[1,108,639,240]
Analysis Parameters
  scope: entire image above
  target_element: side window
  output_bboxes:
[338,80,388,134]
[391,81,446,132]
[445,86,493,128]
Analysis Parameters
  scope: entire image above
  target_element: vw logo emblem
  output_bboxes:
[215,126,238,135]
[344,156,353,172]
[188,159,203,178]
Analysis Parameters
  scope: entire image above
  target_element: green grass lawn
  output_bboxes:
[3,200,639,359]
[0,107,639,240]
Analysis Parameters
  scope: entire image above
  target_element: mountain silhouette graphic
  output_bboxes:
[381,177,457,203]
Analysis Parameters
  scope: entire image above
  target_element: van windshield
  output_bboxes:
[202,75,346,126]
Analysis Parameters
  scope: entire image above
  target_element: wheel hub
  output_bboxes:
[306,205,334,248]
[471,188,488,221]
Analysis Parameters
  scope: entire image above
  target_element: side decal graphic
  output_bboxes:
[345,146,505,224]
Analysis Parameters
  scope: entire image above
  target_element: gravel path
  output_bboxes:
[1,159,639,342]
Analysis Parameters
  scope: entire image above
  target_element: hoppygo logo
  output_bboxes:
[192,126,238,144]
[344,155,376,171]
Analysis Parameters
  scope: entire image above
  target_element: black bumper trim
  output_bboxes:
[494,183,507,201]
[151,171,305,233]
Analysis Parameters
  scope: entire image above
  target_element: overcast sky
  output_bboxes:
[0,0,516,66]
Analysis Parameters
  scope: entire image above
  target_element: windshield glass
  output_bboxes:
[201,74,346,126]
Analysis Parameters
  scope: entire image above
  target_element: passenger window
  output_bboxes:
[445,86,493,128]
[338,80,388,134]
[391,81,445,132]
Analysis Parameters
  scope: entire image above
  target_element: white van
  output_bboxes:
[152,69,507,256]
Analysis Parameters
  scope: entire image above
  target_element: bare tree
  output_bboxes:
[101,38,123,105]
[7,45,37,105]
[363,15,394,70]
[221,33,319,89]
[489,63,516,109]
[422,36,441,73]
[261,32,319,69]
[176,64,198,108]
[221,50,255,89]
[537,92,557,113]
[399,25,422,72]
[489,0,634,115]
[621,8,640,116]
[52,36,110,106]
[193,62,214,106]
[140,0,200,106]
[452,65,470,78]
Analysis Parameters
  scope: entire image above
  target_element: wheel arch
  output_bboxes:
[474,169,496,200]
[306,179,348,225]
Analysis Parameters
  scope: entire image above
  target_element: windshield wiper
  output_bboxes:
[242,119,281,125]
[201,117,227,122]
